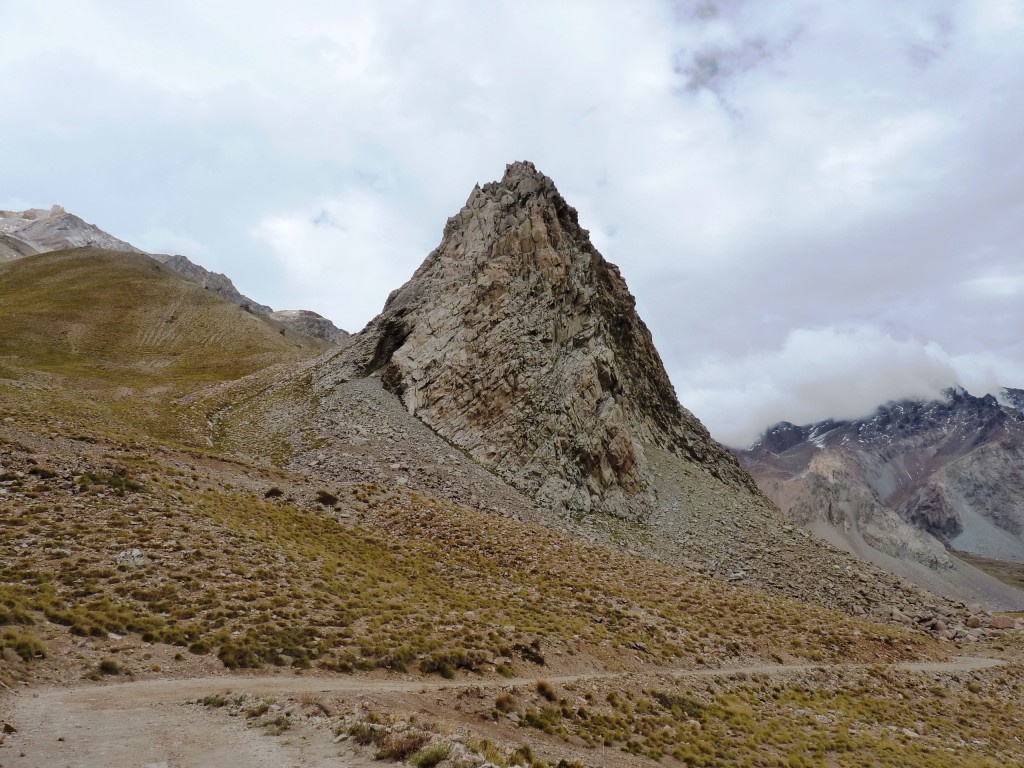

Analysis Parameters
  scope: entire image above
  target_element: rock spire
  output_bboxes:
[332,161,752,518]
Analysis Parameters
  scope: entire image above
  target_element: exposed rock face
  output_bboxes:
[0,205,141,254]
[737,388,1024,568]
[325,161,752,519]
[270,310,349,345]
[0,232,41,261]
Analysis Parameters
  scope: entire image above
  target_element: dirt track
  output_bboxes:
[0,657,1003,768]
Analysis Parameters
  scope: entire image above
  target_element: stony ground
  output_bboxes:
[2,655,1018,768]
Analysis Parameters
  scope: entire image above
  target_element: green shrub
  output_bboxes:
[78,470,144,495]
[1,628,46,661]
[410,742,451,767]
[377,731,431,761]
[349,721,386,746]
[537,680,556,701]
[420,649,487,677]
[509,744,534,766]
[513,641,545,665]
[496,693,517,713]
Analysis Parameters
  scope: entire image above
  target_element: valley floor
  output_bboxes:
[0,657,1009,768]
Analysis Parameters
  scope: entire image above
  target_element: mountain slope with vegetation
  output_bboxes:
[2,176,1023,766]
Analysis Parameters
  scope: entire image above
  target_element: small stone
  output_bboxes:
[115,548,151,568]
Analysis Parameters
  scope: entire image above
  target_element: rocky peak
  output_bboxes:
[0,205,141,254]
[329,161,753,519]
[749,388,1022,458]
[269,309,349,345]
[1001,387,1024,413]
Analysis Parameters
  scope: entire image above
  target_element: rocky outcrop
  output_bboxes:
[0,232,40,261]
[320,161,752,519]
[1,205,141,254]
[211,161,1024,620]
[270,310,349,345]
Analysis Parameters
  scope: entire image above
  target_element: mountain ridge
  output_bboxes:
[736,386,1024,604]
[0,205,348,344]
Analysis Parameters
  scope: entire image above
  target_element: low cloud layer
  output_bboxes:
[678,325,1024,447]
[2,1,1022,445]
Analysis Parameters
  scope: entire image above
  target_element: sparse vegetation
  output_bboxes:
[3,245,1023,768]
[0,440,940,677]
[536,680,556,701]
[0,628,46,661]
[377,731,431,761]
[409,742,450,767]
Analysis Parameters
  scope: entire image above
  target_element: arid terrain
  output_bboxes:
[736,390,1024,608]
[2,166,1024,767]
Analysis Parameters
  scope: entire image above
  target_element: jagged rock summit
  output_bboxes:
[327,161,750,519]
[1,205,140,258]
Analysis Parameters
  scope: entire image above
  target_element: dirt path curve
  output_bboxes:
[0,657,1002,768]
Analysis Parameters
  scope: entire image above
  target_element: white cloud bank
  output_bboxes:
[252,189,432,332]
[679,325,1024,447]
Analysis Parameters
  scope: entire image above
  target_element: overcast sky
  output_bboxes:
[2,0,1023,446]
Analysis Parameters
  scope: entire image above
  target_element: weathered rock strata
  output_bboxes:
[321,161,752,519]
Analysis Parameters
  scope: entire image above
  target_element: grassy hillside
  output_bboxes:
[0,435,935,675]
[0,248,325,443]
[0,248,322,386]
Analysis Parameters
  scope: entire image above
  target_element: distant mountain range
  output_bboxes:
[735,387,1024,600]
[0,205,348,344]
